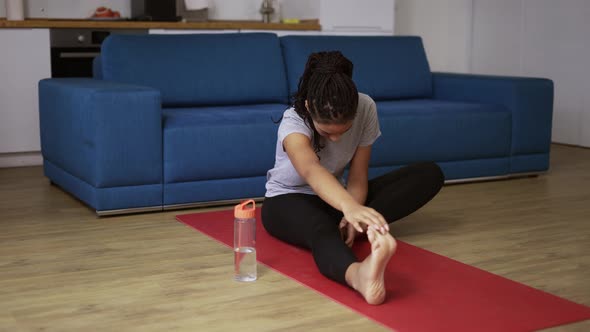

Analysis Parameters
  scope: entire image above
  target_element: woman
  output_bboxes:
[262,51,444,305]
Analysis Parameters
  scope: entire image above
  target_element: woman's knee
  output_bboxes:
[413,162,445,190]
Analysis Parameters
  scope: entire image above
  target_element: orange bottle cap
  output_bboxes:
[234,199,256,219]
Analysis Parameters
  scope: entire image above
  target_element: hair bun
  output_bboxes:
[311,51,353,77]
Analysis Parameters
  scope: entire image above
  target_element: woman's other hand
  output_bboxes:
[339,218,358,247]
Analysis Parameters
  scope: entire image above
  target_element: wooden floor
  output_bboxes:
[1,144,589,331]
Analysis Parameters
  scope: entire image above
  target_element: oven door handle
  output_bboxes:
[59,52,101,59]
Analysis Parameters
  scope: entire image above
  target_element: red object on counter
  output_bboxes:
[92,6,120,18]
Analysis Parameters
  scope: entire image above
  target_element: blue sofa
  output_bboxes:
[38,33,553,215]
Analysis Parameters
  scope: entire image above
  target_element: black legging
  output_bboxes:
[261,162,444,285]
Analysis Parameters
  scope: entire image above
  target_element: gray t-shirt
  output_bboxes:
[265,93,381,197]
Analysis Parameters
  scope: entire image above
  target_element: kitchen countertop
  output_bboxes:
[0,18,321,31]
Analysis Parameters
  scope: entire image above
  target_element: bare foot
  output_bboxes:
[346,228,397,305]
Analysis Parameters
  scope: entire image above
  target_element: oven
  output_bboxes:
[50,29,148,78]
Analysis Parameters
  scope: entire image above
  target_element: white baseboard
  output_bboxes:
[0,151,43,168]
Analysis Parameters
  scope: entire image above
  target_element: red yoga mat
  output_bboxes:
[177,209,590,332]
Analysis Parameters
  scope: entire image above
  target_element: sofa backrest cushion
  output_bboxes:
[280,35,432,100]
[101,33,289,106]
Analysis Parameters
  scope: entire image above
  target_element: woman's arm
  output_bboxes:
[346,145,372,205]
[283,133,387,233]
[341,145,382,245]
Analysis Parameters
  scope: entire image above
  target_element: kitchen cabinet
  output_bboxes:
[149,29,239,34]
[240,29,318,37]
[320,0,395,35]
[0,29,50,166]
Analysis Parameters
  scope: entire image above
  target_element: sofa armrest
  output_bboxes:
[39,78,162,188]
[92,56,103,79]
[432,72,554,155]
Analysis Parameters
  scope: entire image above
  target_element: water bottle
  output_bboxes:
[234,199,257,282]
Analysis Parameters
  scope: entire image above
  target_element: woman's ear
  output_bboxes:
[305,100,310,112]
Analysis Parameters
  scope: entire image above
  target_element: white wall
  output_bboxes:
[470,0,522,75]
[472,0,590,147]
[396,0,590,148]
[525,0,590,147]
[280,0,318,20]
[395,0,472,73]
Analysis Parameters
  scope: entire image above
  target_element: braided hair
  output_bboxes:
[293,51,359,153]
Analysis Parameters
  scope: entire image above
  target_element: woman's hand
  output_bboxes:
[339,218,358,247]
[342,202,389,234]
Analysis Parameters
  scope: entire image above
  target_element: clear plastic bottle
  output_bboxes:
[234,199,257,282]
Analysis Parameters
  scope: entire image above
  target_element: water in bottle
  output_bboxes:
[234,199,257,282]
[234,246,256,281]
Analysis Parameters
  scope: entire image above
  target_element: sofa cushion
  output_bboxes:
[163,104,288,183]
[101,33,289,107]
[280,36,432,100]
[371,99,512,165]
